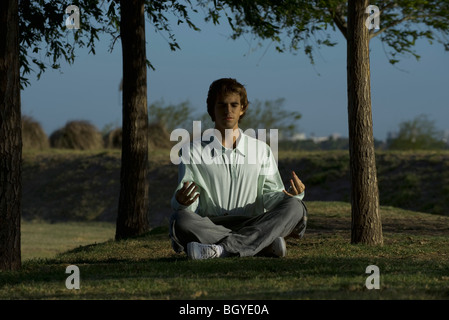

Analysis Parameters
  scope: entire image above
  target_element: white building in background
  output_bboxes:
[309,132,342,143]
[311,136,329,143]
[443,130,449,145]
[285,132,342,143]
[329,133,342,141]
[288,132,307,141]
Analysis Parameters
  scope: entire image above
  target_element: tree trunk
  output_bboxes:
[116,0,150,239]
[0,0,22,270]
[346,0,383,245]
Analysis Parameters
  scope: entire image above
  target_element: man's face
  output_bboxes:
[213,92,244,132]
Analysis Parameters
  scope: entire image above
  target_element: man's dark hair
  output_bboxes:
[206,78,249,122]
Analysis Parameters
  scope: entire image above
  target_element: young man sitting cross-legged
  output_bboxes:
[169,78,308,260]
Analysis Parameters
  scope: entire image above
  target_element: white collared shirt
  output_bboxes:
[171,129,304,217]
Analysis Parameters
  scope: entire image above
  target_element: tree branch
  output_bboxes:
[329,5,347,39]
[378,1,398,13]
[333,15,347,39]
[370,14,432,39]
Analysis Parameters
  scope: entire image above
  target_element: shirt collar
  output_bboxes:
[209,128,247,157]
[234,129,247,156]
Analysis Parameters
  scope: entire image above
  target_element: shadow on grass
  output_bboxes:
[2,254,448,300]
[4,217,449,299]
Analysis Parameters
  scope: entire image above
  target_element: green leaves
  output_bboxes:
[19,0,202,88]
[388,114,448,150]
[148,100,201,132]
[144,0,200,53]
[371,0,449,64]
[239,98,302,138]
[19,0,449,89]
[197,0,344,65]
[19,0,107,88]
[201,0,449,66]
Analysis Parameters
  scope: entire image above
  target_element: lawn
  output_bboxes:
[21,221,115,260]
[2,149,447,305]
[2,201,448,301]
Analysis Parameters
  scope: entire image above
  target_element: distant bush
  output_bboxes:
[103,122,173,150]
[104,127,122,149]
[388,114,447,150]
[239,98,302,138]
[148,122,173,150]
[149,100,199,132]
[22,116,49,150]
[50,120,104,150]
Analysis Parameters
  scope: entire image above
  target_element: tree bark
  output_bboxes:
[116,0,150,239]
[0,0,22,270]
[346,0,383,245]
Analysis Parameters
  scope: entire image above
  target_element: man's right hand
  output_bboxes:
[175,181,200,206]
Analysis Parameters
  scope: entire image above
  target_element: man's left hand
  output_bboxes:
[283,171,305,197]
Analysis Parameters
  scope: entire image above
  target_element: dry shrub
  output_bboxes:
[50,120,104,150]
[104,128,122,149]
[22,116,49,150]
[103,122,173,150]
[148,122,173,149]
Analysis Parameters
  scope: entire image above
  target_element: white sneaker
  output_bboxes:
[260,237,287,258]
[187,242,224,260]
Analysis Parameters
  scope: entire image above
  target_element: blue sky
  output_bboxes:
[21,11,449,141]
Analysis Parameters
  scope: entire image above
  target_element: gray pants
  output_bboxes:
[169,197,308,257]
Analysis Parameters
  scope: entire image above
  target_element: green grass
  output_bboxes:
[21,221,115,260]
[6,149,448,300]
[2,201,449,300]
